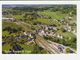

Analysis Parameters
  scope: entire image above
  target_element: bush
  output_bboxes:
[66,48,71,53]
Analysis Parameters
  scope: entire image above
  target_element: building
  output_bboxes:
[2,17,15,22]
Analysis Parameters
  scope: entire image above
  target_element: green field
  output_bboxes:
[38,11,67,20]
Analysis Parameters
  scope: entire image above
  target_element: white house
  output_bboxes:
[2,17,15,22]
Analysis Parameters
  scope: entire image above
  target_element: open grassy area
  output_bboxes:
[36,18,61,26]
[38,11,67,20]
[2,43,11,53]
[19,44,35,54]
[13,15,23,20]
[2,31,10,36]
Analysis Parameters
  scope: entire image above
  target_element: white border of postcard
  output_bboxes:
[0,1,80,60]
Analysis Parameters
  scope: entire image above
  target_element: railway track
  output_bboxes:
[35,36,61,54]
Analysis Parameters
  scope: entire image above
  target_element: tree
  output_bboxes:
[66,48,71,53]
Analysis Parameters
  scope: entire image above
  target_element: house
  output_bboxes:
[23,32,27,35]
[57,34,63,39]
[2,17,15,22]
[64,24,72,32]
[38,30,45,36]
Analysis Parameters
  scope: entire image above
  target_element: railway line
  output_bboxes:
[35,36,61,54]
